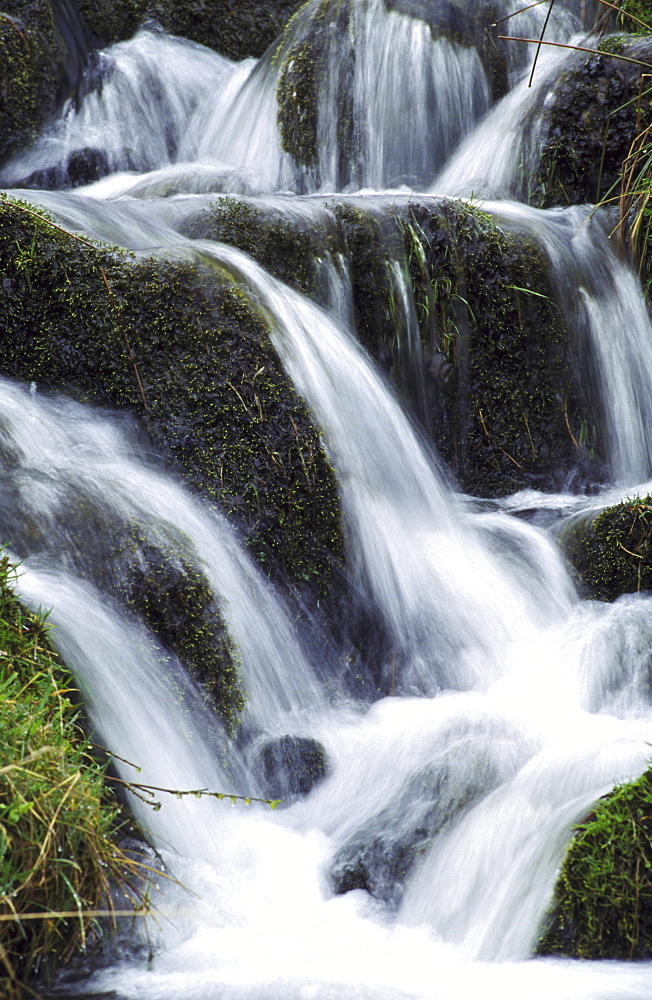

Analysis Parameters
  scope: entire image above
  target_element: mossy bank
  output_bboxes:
[0,553,135,998]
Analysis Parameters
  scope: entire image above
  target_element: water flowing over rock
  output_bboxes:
[3,0,652,996]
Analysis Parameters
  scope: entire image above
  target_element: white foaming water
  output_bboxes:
[0,30,239,185]
[0,380,323,727]
[3,1,652,997]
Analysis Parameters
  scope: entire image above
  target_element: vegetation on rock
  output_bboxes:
[538,768,652,958]
[563,495,652,601]
[0,552,139,998]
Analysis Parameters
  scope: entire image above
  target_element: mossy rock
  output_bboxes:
[538,768,652,958]
[75,0,306,62]
[191,194,596,496]
[276,0,354,183]
[0,196,343,661]
[181,196,332,299]
[527,37,652,210]
[0,1,68,168]
[563,495,652,601]
[362,199,593,495]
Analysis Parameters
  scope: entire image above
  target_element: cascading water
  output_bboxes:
[3,0,652,997]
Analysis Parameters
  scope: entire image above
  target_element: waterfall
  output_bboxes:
[3,0,652,997]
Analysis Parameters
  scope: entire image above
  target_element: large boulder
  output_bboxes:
[190,195,595,497]
[0,196,344,607]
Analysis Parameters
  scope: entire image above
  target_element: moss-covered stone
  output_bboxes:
[563,495,652,601]
[538,768,652,959]
[391,200,592,494]
[182,197,330,299]
[0,1,67,168]
[276,0,354,183]
[75,0,306,62]
[0,197,344,708]
[527,38,652,210]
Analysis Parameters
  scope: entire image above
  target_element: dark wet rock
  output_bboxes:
[13,145,110,190]
[258,735,330,799]
[527,37,652,211]
[75,0,307,62]
[330,745,502,908]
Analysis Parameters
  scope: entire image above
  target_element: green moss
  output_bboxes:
[0,552,132,996]
[563,495,652,601]
[538,768,652,959]
[0,2,65,168]
[0,196,344,710]
[75,0,306,62]
[182,197,327,298]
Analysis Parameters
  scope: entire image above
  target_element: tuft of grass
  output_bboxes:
[0,552,144,997]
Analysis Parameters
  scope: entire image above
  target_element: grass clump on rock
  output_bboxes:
[538,768,652,958]
[0,553,137,998]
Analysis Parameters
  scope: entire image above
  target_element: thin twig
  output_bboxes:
[528,0,556,88]
[477,407,526,470]
[563,396,582,453]
[499,36,652,68]
[105,773,281,808]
